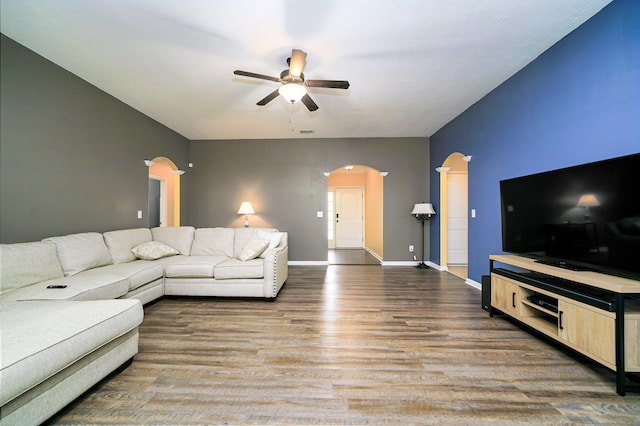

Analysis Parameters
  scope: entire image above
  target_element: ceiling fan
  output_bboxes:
[233,49,350,112]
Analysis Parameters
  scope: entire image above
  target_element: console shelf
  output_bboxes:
[489,254,640,395]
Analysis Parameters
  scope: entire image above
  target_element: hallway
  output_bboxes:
[447,265,468,280]
[328,249,380,265]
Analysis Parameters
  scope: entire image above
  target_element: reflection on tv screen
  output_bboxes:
[500,153,640,280]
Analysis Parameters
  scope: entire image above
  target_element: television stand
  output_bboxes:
[489,254,640,395]
[534,258,592,271]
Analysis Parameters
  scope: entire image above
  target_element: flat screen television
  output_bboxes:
[500,153,640,281]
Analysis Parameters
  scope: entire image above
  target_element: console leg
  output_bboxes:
[616,293,626,396]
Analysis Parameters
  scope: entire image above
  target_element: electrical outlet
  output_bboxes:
[409,245,414,252]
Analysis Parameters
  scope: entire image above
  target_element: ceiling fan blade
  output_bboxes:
[301,94,318,112]
[288,49,307,77]
[305,79,350,89]
[234,70,281,82]
[256,89,280,106]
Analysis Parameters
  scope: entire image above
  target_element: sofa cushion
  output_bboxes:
[131,241,179,260]
[81,261,164,291]
[0,299,143,407]
[214,258,264,280]
[151,226,195,255]
[0,242,64,295]
[0,274,129,302]
[191,227,235,257]
[103,228,153,264]
[256,230,284,258]
[43,232,113,276]
[162,255,228,278]
[237,235,269,261]
[233,228,278,259]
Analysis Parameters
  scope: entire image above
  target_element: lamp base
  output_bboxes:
[416,262,430,269]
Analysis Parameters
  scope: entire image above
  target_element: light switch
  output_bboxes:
[137,210,143,219]
[317,211,324,218]
[471,209,476,218]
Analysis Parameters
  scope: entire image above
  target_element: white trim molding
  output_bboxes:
[381,261,418,266]
[465,278,481,290]
[288,261,330,266]
[427,261,447,271]
[379,261,445,268]
[366,248,383,263]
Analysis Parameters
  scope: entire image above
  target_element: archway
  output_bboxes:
[437,153,469,279]
[326,164,384,265]
[147,156,183,227]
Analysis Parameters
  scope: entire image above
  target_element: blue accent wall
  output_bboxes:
[429,0,640,284]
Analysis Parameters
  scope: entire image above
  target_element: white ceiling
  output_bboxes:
[0,0,612,140]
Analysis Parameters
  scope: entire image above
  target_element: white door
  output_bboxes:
[447,172,468,264]
[335,188,363,248]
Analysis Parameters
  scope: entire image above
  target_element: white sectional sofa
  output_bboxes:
[0,299,143,426]
[0,226,288,425]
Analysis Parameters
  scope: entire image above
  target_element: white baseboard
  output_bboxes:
[290,260,481,290]
[381,261,418,266]
[291,260,421,266]
[289,259,458,272]
[365,247,383,263]
[465,278,481,290]
[430,263,480,289]
[427,261,447,271]
[380,261,444,268]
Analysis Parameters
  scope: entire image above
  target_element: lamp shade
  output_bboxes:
[278,83,307,103]
[577,194,600,207]
[411,203,436,216]
[237,201,255,215]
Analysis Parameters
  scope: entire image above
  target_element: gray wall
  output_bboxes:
[189,138,430,262]
[0,34,431,259]
[0,35,189,243]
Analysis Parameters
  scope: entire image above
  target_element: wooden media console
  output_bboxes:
[489,254,640,395]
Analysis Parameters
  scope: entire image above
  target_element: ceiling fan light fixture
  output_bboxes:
[278,83,307,103]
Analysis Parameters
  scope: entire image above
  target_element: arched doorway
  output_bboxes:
[326,164,384,265]
[437,153,469,279]
[146,157,183,227]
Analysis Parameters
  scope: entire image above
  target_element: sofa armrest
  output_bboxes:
[262,244,288,298]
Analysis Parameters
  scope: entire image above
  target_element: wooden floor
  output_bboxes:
[50,266,640,425]
[446,265,467,280]
[328,249,380,265]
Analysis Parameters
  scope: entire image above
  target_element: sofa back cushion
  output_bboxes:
[255,229,286,258]
[0,242,64,294]
[43,232,113,276]
[151,226,195,255]
[103,228,153,264]
[233,228,278,259]
[191,228,235,257]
